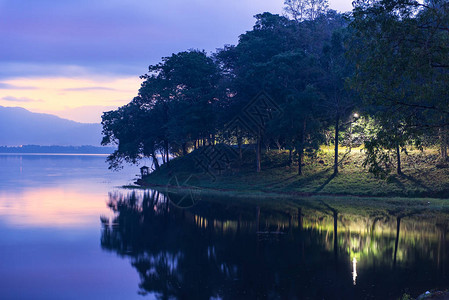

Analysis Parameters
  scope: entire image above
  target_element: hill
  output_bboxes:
[0,106,103,146]
[139,145,449,199]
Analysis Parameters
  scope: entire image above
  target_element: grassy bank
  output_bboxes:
[139,146,449,199]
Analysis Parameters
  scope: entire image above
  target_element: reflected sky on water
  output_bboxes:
[1,154,449,299]
[0,154,152,300]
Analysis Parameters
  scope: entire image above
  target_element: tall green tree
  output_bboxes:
[349,0,449,166]
[101,99,163,170]
[318,28,356,175]
[102,50,222,169]
[285,10,353,175]
[216,13,299,172]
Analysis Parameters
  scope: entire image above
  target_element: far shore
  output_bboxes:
[0,145,115,155]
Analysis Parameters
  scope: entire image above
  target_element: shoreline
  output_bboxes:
[129,180,449,218]
[134,179,449,200]
[128,148,449,212]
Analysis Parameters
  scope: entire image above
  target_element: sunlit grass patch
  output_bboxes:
[142,146,449,199]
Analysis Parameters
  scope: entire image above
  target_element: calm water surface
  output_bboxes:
[0,154,145,299]
[1,154,449,299]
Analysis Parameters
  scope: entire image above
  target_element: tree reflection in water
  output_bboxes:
[101,191,449,299]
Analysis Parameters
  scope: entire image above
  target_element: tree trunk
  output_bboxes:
[442,143,448,161]
[237,136,243,161]
[298,119,306,175]
[289,148,293,166]
[151,151,160,171]
[396,144,402,175]
[440,126,448,161]
[161,149,166,164]
[298,148,304,175]
[152,150,160,171]
[334,113,340,175]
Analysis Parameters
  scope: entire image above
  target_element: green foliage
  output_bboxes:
[101,4,449,178]
[399,293,414,300]
[349,0,449,158]
[363,138,398,178]
[102,50,222,169]
[144,147,449,199]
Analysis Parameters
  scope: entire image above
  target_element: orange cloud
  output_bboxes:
[0,76,141,123]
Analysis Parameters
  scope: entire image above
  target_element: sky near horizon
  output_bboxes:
[0,0,353,123]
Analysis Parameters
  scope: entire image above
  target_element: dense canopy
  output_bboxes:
[102,0,449,178]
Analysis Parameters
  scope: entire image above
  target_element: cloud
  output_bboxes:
[60,86,117,92]
[51,105,120,123]
[2,96,43,102]
[0,0,285,79]
[0,62,143,80]
[0,1,352,82]
[0,82,36,90]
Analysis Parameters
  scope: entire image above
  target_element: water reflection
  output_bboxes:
[0,188,111,227]
[101,191,449,299]
[0,154,145,299]
[0,154,139,228]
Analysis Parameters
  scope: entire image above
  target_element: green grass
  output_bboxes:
[140,145,449,200]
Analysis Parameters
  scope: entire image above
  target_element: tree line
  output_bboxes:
[102,0,449,177]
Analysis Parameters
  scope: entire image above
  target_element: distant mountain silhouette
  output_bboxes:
[0,106,103,146]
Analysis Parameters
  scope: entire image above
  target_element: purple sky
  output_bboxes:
[0,0,353,122]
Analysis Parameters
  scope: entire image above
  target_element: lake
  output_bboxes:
[0,154,448,299]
